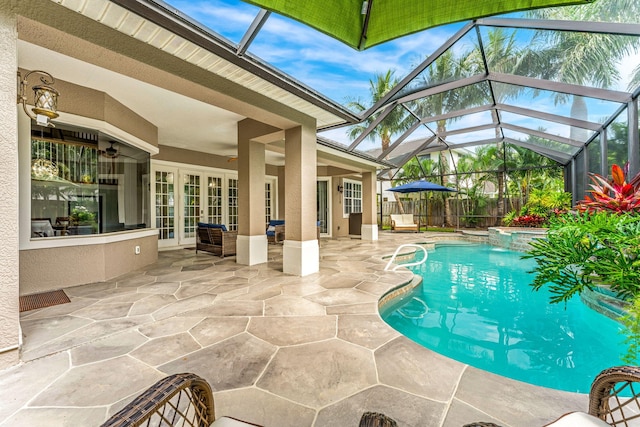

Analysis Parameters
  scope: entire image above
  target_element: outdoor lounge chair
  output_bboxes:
[266,219,285,244]
[196,223,237,257]
[100,373,398,427]
[390,214,418,232]
[100,372,259,427]
[464,365,640,427]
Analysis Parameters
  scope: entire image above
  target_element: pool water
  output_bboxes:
[380,243,627,393]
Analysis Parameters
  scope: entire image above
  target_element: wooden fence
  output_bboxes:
[380,197,523,229]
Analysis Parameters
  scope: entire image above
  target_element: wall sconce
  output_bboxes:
[337,184,344,193]
[17,70,60,128]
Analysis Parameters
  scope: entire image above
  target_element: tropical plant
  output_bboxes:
[527,2,640,141]
[346,71,413,214]
[526,210,640,364]
[578,164,640,213]
[503,189,571,227]
[525,211,640,303]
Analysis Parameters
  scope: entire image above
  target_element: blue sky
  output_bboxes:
[162,0,461,105]
[160,0,639,149]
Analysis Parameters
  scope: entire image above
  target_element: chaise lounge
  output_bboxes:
[196,223,237,257]
[390,214,418,232]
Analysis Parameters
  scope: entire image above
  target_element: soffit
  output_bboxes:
[50,0,350,129]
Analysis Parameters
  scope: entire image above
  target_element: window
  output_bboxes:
[343,180,362,216]
[227,178,238,231]
[207,176,223,224]
[155,171,175,240]
[30,122,150,238]
[265,181,272,224]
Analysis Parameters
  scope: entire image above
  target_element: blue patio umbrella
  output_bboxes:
[388,179,456,229]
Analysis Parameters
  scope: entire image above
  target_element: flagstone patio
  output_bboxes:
[0,233,587,426]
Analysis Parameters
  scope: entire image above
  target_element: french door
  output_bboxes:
[153,162,276,248]
[153,164,231,248]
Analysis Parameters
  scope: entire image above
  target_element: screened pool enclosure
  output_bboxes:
[152,0,640,226]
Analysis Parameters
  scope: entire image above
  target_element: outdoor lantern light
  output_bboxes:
[337,184,344,193]
[17,70,60,128]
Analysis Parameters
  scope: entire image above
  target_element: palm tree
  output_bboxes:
[409,50,482,225]
[527,2,640,141]
[346,71,413,213]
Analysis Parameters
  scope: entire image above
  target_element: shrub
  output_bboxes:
[503,189,571,227]
[578,164,640,213]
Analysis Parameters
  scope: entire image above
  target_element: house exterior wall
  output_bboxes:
[19,233,157,295]
[18,75,159,296]
[0,3,20,370]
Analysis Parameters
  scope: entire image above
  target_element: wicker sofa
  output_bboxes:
[196,223,237,257]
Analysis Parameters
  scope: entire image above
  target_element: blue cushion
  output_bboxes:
[198,223,227,232]
[266,219,284,236]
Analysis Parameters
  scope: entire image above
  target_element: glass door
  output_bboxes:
[181,172,202,244]
[154,168,178,248]
[317,179,330,236]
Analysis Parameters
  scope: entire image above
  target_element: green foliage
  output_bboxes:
[525,211,640,303]
[621,295,640,365]
[503,189,572,226]
[578,164,640,213]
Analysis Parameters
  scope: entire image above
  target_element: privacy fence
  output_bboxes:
[379,197,524,229]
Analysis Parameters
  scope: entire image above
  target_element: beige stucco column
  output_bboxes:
[361,170,379,241]
[283,124,319,276]
[236,118,277,266]
[0,4,21,369]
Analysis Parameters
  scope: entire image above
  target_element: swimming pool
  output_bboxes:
[380,243,627,393]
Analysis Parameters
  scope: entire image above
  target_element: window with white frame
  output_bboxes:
[265,181,272,224]
[343,180,362,216]
[227,177,238,231]
[207,176,223,224]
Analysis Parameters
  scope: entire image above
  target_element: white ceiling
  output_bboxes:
[19,40,249,158]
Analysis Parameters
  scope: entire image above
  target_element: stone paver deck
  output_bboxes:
[0,233,587,426]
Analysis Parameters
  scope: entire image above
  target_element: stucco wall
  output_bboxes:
[19,233,158,295]
[0,3,20,369]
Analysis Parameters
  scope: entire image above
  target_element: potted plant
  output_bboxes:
[70,206,97,234]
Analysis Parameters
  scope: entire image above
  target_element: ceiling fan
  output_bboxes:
[101,141,119,158]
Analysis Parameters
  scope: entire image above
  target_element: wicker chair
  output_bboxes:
[359,412,397,426]
[464,366,640,427]
[196,225,237,258]
[101,373,399,427]
[100,373,260,427]
[266,220,285,244]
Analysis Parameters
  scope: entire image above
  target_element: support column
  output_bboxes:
[600,131,608,177]
[236,119,277,266]
[628,100,639,178]
[0,4,20,369]
[283,124,318,276]
[361,170,378,241]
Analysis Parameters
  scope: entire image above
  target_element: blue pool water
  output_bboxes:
[380,243,627,393]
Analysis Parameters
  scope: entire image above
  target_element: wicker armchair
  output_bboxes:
[464,366,640,427]
[589,365,640,425]
[100,373,214,427]
[266,220,285,244]
[196,225,237,258]
[359,412,397,426]
[100,373,260,427]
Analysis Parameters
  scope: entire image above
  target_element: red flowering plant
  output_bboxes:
[578,164,640,213]
[511,214,547,227]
